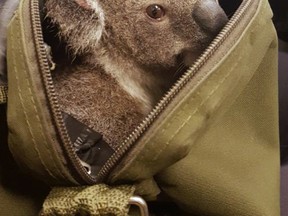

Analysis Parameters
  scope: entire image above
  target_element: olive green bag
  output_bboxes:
[0,0,280,215]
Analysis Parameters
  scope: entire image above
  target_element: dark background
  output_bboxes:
[268,1,288,216]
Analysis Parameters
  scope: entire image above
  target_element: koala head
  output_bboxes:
[45,0,228,143]
[45,0,227,69]
[100,0,228,68]
[45,0,228,110]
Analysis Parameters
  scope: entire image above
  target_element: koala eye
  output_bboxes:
[146,4,165,20]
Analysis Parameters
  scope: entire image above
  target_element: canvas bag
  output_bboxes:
[0,0,280,215]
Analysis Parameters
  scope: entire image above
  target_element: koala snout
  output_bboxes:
[193,0,228,35]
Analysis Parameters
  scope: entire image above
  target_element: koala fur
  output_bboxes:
[45,0,227,148]
[0,0,20,84]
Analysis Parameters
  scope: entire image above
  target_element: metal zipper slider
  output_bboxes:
[80,160,92,175]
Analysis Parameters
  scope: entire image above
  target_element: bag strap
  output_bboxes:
[41,184,137,216]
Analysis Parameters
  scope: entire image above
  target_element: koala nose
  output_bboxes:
[193,0,228,35]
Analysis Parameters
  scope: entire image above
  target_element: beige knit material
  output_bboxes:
[0,86,7,104]
[41,184,135,216]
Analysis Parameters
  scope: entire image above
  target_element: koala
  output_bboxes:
[45,0,228,149]
[0,0,20,84]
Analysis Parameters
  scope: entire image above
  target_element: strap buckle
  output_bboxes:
[129,196,149,216]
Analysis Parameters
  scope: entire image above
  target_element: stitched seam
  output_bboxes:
[25,80,68,180]
[18,16,68,180]
[146,39,240,162]
[168,57,243,142]
[152,53,246,161]
[12,17,60,180]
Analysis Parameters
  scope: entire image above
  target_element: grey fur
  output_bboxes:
[0,0,19,85]
[45,0,228,147]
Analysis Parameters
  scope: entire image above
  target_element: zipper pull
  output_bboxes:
[80,160,92,175]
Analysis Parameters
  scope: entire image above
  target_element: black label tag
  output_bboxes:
[62,112,114,175]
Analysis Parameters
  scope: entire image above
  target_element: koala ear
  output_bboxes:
[72,0,105,53]
[75,0,95,10]
[74,0,105,48]
[46,0,105,56]
[74,0,104,17]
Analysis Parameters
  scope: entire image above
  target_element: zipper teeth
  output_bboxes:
[97,0,253,180]
[30,0,95,184]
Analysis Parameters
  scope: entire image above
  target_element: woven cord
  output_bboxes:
[41,184,135,216]
[0,85,7,104]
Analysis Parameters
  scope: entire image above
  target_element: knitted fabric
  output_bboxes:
[41,184,135,216]
[0,86,7,104]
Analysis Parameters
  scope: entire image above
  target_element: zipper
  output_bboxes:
[30,0,96,184]
[30,0,254,184]
[96,0,255,180]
